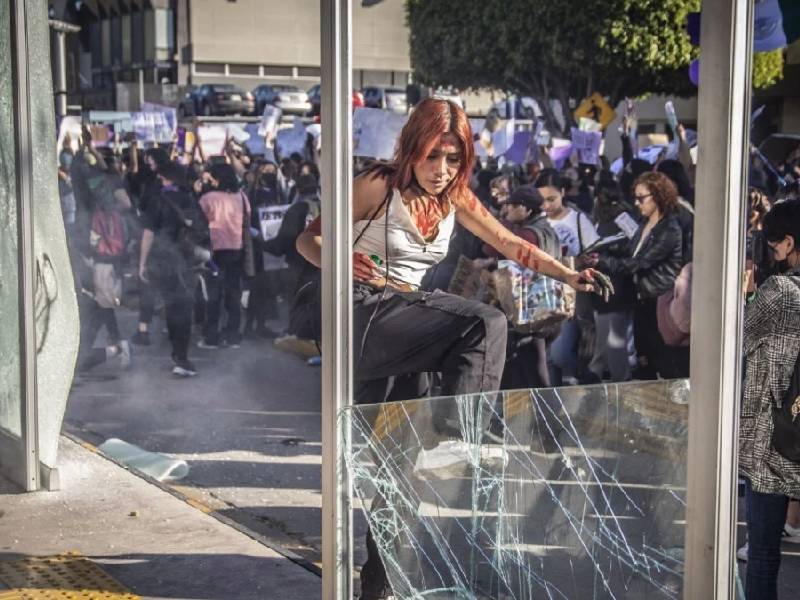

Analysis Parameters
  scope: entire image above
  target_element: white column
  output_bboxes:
[320,1,353,599]
[684,0,753,597]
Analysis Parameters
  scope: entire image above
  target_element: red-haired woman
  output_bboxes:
[296,98,611,599]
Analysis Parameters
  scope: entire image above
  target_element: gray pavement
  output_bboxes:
[64,306,332,567]
[0,435,321,599]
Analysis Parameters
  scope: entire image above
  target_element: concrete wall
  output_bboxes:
[186,0,410,76]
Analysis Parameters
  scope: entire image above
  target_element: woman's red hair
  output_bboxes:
[364,98,475,202]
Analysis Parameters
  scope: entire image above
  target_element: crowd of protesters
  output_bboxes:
[59,122,320,377]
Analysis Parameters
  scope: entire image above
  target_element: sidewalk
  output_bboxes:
[0,436,321,600]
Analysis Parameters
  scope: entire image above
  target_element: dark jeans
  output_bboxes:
[150,259,194,362]
[138,277,156,325]
[202,250,244,345]
[633,297,690,379]
[353,287,507,599]
[745,478,789,600]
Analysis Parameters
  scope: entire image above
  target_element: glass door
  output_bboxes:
[0,0,39,491]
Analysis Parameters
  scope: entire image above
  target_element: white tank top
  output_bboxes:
[353,189,455,290]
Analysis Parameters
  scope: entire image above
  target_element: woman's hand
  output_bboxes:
[565,268,614,301]
[353,252,381,284]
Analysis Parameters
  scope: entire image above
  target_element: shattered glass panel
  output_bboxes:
[344,380,691,599]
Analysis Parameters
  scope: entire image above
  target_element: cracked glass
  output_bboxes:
[344,380,695,599]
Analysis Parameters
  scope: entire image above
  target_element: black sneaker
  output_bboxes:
[131,331,151,346]
[172,358,197,377]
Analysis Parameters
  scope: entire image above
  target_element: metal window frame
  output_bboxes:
[684,0,753,597]
[6,0,40,492]
[319,0,754,597]
[320,1,353,599]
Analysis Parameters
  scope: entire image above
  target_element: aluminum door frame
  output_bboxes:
[0,0,40,491]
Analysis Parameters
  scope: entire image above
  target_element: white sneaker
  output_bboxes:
[783,522,800,543]
[736,543,748,562]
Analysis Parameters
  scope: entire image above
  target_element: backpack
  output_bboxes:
[522,215,561,260]
[162,191,211,265]
[90,208,126,258]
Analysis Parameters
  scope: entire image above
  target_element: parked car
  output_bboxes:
[362,86,407,113]
[307,84,365,116]
[179,84,255,117]
[252,84,312,116]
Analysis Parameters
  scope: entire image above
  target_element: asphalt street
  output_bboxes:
[63,305,340,570]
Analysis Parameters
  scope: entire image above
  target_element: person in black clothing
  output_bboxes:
[128,144,173,346]
[138,162,203,377]
[589,171,687,379]
[264,173,320,295]
[588,173,638,382]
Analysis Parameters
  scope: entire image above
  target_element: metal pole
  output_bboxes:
[52,30,67,118]
[320,1,353,599]
[10,0,40,492]
[683,0,753,597]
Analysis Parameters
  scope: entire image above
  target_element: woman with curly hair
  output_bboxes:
[587,171,687,379]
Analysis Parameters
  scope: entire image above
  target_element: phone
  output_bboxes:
[665,101,679,135]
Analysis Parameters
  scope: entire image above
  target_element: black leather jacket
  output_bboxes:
[598,215,683,300]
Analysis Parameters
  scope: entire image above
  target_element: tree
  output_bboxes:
[406,0,782,134]
[753,49,784,90]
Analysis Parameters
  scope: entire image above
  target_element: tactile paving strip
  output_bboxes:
[0,552,139,599]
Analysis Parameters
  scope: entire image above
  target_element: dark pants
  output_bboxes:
[633,297,690,379]
[151,259,194,362]
[745,478,789,600]
[202,250,244,345]
[77,295,121,371]
[138,278,156,325]
[353,288,507,599]
[502,334,549,390]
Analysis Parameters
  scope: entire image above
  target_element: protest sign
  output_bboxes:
[131,111,174,143]
[258,105,282,139]
[243,124,274,160]
[259,204,291,271]
[275,119,309,159]
[57,116,83,154]
[502,131,532,165]
[548,139,573,170]
[353,107,407,160]
[141,102,178,133]
[570,128,602,166]
[196,125,228,156]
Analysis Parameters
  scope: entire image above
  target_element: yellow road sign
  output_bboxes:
[574,93,616,129]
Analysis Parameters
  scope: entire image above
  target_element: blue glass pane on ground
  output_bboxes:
[343,380,691,600]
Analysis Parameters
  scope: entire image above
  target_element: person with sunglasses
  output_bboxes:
[585,171,686,379]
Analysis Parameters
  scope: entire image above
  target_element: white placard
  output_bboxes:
[570,127,602,165]
[275,119,308,159]
[614,212,640,239]
[353,107,408,160]
[258,105,282,139]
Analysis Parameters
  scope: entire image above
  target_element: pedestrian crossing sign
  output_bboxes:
[573,93,616,130]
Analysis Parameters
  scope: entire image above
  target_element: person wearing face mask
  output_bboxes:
[296,98,613,600]
[587,172,686,380]
[738,198,800,600]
